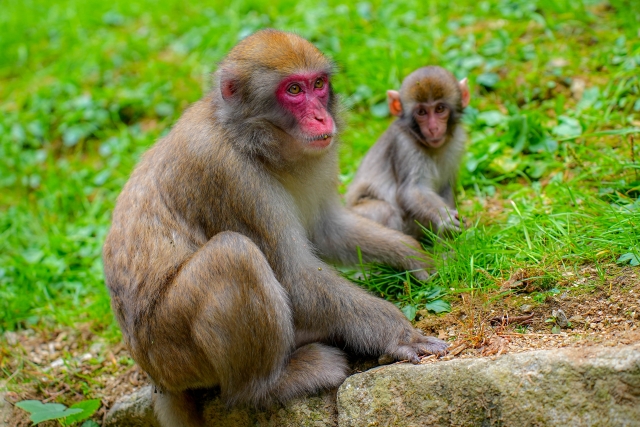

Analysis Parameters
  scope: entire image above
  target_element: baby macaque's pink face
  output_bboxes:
[276,72,335,149]
[387,74,470,149]
[412,102,451,148]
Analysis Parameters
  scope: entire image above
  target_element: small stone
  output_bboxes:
[49,358,64,369]
[569,315,584,324]
[550,58,569,67]
[570,78,586,100]
[552,309,569,328]
[520,304,533,313]
[4,331,18,346]
[90,342,105,354]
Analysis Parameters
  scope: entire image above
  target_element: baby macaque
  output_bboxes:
[346,66,470,239]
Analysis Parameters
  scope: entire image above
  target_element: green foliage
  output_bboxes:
[0,0,639,335]
[15,399,100,426]
[345,256,451,319]
[618,252,640,266]
[428,183,640,292]
[15,401,82,425]
[401,305,418,321]
[60,400,101,426]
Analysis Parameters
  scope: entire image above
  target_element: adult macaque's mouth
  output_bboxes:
[306,133,334,142]
[304,133,334,149]
[306,133,333,142]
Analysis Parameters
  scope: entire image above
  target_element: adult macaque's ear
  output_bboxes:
[387,90,403,117]
[459,78,470,109]
[220,69,240,101]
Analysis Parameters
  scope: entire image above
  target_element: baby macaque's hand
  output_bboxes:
[435,206,461,234]
[411,268,431,282]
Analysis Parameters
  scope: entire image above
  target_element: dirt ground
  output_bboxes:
[2,265,638,426]
[416,264,640,363]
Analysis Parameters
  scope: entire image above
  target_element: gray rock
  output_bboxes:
[104,386,160,427]
[338,344,640,427]
[104,386,337,427]
[105,345,640,427]
[0,393,13,427]
[202,393,336,427]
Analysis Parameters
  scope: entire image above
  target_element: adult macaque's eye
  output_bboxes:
[288,84,302,94]
[314,78,324,89]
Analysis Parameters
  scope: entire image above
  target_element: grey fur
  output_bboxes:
[346,115,466,238]
[103,30,448,427]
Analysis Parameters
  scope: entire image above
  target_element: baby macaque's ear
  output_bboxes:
[387,90,403,117]
[459,78,470,109]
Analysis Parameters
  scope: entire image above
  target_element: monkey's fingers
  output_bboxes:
[391,335,449,364]
[412,336,449,357]
[390,346,421,364]
[441,216,461,233]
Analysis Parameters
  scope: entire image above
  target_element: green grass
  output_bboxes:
[1,0,639,336]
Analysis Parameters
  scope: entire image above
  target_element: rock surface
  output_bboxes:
[339,344,640,427]
[0,393,12,427]
[105,344,640,427]
[103,387,160,427]
[201,393,336,427]
[104,387,337,427]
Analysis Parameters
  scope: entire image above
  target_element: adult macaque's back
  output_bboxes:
[103,30,447,427]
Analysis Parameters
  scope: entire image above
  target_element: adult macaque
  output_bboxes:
[346,66,470,239]
[103,30,447,427]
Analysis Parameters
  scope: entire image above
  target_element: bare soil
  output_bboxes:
[416,265,640,363]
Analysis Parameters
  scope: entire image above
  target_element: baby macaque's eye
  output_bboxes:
[417,108,427,116]
[435,104,446,114]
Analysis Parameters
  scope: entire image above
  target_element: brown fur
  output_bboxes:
[402,66,461,107]
[103,30,447,427]
[346,66,469,239]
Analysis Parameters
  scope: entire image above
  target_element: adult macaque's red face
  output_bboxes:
[276,72,335,149]
[413,103,451,148]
